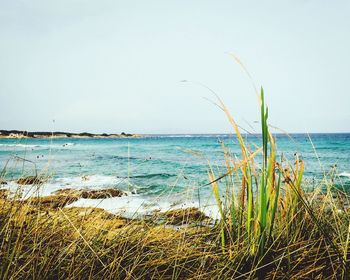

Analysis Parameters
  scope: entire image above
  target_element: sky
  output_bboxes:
[1,0,349,134]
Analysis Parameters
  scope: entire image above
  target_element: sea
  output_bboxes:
[0,133,349,218]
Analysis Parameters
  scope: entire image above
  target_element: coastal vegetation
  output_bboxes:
[0,90,349,279]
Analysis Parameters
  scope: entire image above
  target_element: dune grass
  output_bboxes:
[1,89,350,279]
[205,88,350,278]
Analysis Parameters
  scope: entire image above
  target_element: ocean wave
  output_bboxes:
[151,134,232,138]
[2,174,125,198]
[62,143,75,147]
[95,155,140,161]
[127,173,175,179]
[66,195,220,220]
[54,174,124,188]
[0,143,75,149]
[339,172,350,178]
[0,144,42,148]
[112,155,139,160]
[2,176,222,220]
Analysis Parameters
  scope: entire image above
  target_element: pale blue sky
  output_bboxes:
[1,0,349,134]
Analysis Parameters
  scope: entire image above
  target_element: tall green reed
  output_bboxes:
[209,88,297,258]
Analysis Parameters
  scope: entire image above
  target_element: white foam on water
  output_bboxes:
[0,143,76,149]
[54,174,124,189]
[1,181,49,199]
[63,143,75,146]
[1,174,220,219]
[66,195,168,219]
[0,180,220,219]
[1,174,126,199]
[0,144,41,148]
[65,195,220,220]
[339,172,350,178]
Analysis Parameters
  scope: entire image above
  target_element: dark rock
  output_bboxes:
[27,195,79,208]
[54,188,125,199]
[16,176,43,185]
[0,189,11,199]
[80,189,124,199]
[78,132,94,137]
[121,132,133,137]
[0,129,137,138]
[157,207,209,225]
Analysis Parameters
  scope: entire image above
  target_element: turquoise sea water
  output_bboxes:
[1,134,349,217]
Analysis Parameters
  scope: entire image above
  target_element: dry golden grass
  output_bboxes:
[0,187,349,280]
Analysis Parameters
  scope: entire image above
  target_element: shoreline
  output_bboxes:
[0,129,141,139]
[1,178,349,279]
[0,175,218,220]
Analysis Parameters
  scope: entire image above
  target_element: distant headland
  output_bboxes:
[0,130,140,139]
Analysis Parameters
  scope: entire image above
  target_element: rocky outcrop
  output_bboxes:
[9,188,123,210]
[16,176,44,185]
[26,188,125,209]
[54,188,125,199]
[0,189,11,199]
[155,207,209,225]
[27,195,79,208]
